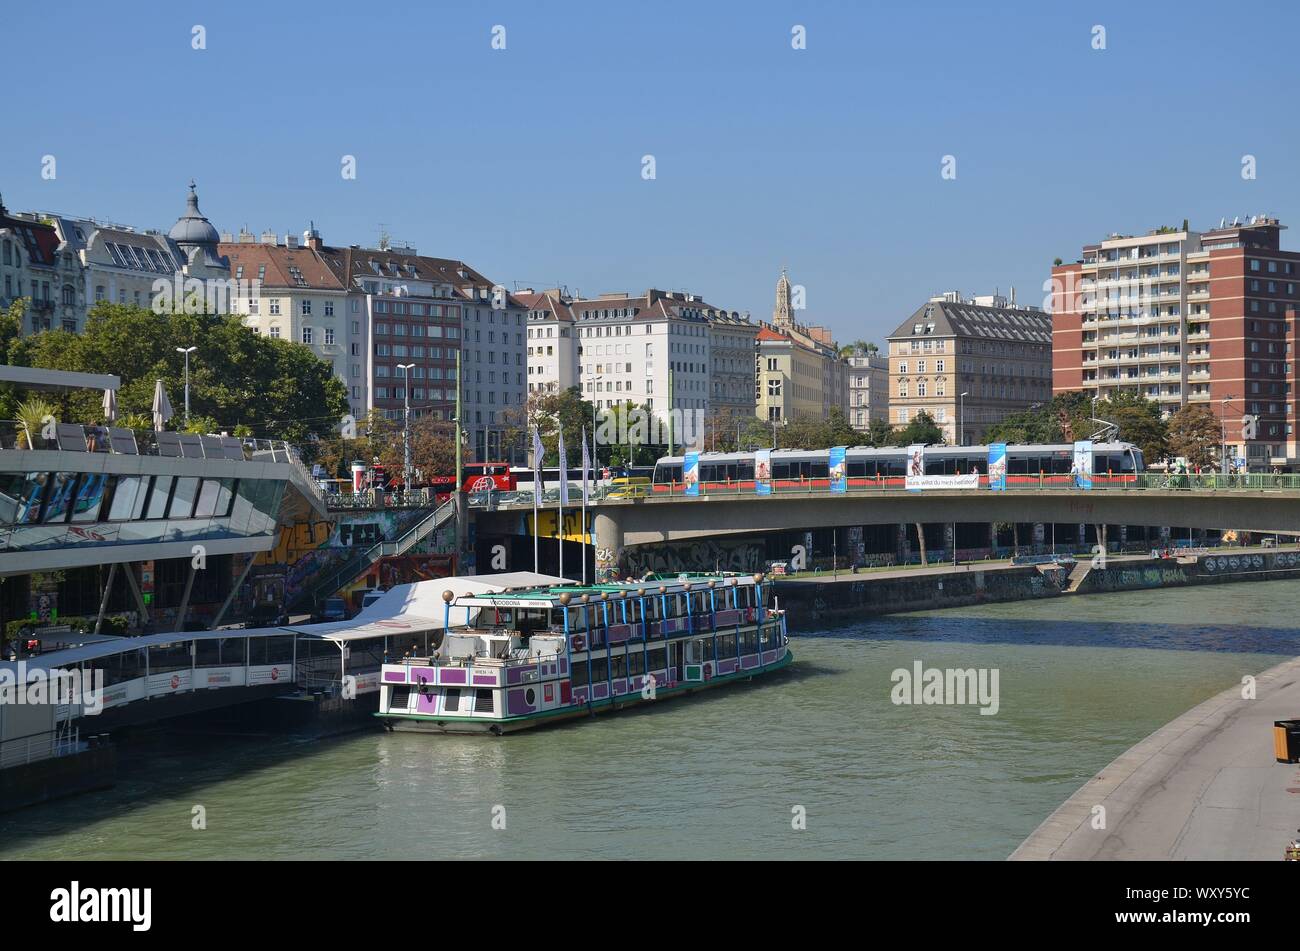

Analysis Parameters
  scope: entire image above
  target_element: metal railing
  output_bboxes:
[304,499,456,608]
[0,419,300,463]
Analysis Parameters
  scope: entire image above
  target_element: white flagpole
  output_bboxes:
[581,426,589,585]
[531,426,541,573]
[557,430,566,580]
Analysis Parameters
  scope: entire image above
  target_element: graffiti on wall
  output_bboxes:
[624,539,767,577]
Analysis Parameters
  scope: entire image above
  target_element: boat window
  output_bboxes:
[570,664,588,688]
[590,656,608,682]
[610,652,627,680]
[627,648,645,676]
[741,629,758,654]
[646,647,666,671]
[718,633,737,656]
[474,689,494,713]
[444,688,461,712]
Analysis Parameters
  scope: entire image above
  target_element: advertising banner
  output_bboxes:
[1072,440,1093,490]
[829,446,847,494]
[754,449,772,496]
[987,443,1007,491]
[683,452,700,496]
[905,444,979,490]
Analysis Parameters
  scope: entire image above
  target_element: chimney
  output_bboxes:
[260,229,277,245]
[304,221,322,251]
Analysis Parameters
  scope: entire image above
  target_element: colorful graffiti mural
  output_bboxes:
[624,539,767,577]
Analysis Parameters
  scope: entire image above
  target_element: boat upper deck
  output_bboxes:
[444,572,765,610]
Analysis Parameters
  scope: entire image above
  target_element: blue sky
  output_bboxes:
[4,0,1298,344]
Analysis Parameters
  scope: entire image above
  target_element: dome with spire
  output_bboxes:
[168,180,220,248]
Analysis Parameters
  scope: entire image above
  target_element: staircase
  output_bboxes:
[1061,562,1092,592]
[295,500,456,611]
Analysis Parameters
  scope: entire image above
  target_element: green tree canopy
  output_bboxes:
[5,302,348,445]
[889,410,944,446]
[1166,404,1220,468]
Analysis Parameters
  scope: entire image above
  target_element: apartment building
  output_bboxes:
[755,269,848,423]
[523,286,756,432]
[0,197,75,333]
[887,291,1052,444]
[1051,216,1300,464]
[844,348,889,430]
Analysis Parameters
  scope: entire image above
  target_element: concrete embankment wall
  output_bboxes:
[777,550,1300,629]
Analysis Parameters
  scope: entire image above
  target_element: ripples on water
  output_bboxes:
[3,582,1298,860]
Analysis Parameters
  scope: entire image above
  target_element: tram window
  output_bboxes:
[145,476,174,519]
[738,461,754,480]
[610,652,627,679]
[646,647,666,671]
[772,462,790,479]
[880,458,904,477]
[966,455,982,472]
[474,689,494,713]
[847,460,867,477]
[570,663,588,688]
[924,458,944,475]
[1007,455,1028,475]
[699,464,718,482]
[1051,453,1071,474]
[444,688,461,712]
[590,656,608,682]
[810,461,828,478]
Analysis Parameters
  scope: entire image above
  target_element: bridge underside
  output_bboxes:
[578,491,1300,547]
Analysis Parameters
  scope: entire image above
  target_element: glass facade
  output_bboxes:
[0,469,283,553]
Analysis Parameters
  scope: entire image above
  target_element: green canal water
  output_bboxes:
[3,581,1298,860]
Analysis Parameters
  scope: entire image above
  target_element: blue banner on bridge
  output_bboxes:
[829,446,847,493]
[683,452,700,496]
[988,443,1007,491]
[1072,440,1093,490]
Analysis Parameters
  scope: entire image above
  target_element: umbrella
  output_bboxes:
[152,379,174,432]
[102,388,117,423]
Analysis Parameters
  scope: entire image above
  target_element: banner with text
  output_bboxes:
[988,443,1007,491]
[905,444,979,490]
[829,446,847,493]
[683,452,700,496]
[1073,440,1093,490]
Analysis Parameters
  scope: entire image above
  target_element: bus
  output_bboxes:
[650,442,1145,492]
[428,462,516,501]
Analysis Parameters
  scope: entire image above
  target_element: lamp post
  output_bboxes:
[398,363,415,490]
[590,376,604,470]
[1219,395,1238,474]
[959,391,969,446]
[175,346,197,426]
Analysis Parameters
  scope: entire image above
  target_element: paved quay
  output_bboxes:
[1010,654,1300,860]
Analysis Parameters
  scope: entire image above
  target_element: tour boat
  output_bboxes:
[376,572,790,734]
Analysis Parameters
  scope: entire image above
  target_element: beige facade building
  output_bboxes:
[845,348,889,430]
[754,269,849,423]
[887,291,1052,444]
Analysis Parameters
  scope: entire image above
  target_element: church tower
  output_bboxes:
[773,267,794,328]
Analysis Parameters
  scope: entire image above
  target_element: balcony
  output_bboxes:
[1188,350,1211,363]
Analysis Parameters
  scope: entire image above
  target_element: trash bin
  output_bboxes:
[1274,720,1300,763]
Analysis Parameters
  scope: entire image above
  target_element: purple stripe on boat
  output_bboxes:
[506,689,535,715]
[383,671,406,683]
[741,655,758,669]
[593,683,609,700]
[438,668,465,685]
[416,693,437,713]
[472,675,497,686]
[411,668,436,684]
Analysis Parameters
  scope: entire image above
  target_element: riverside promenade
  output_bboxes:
[1010,654,1300,860]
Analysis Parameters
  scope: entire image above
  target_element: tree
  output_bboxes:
[1166,404,1220,468]
[890,410,944,446]
[1095,389,1168,462]
[5,302,348,444]
[863,417,894,447]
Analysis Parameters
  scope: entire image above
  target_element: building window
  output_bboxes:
[324,327,334,345]
[269,299,281,315]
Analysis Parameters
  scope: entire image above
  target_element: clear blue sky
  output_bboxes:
[4,0,1298,344]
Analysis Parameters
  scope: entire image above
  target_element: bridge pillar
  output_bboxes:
[593,509,624,582]
[896,523,909,563]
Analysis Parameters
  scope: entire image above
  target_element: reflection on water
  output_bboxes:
[2,581,1297,860]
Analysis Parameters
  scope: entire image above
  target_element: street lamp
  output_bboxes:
[175,346,197,426]
[1220,395,1238,474]
[959,392,969,446]
[398,363,415,490]
[590,376,604,468]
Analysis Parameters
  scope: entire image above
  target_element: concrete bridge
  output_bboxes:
[472,482,1300,577]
